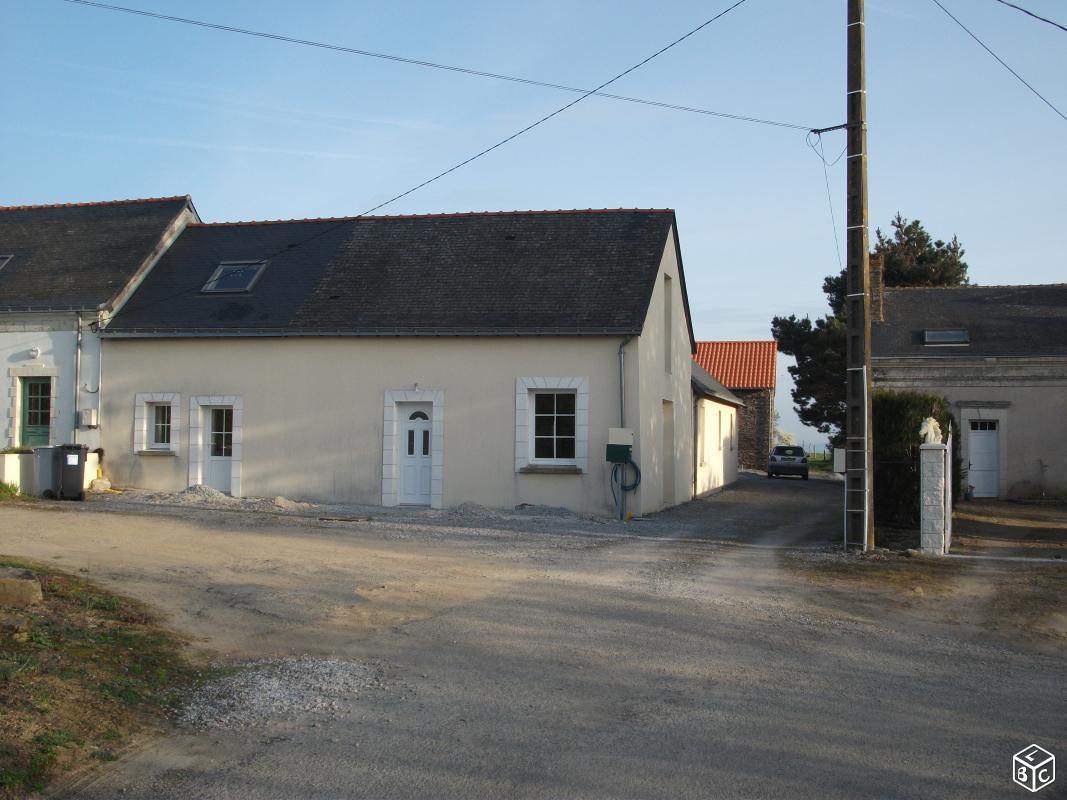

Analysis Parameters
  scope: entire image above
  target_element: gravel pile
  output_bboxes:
[180,658,382,730]
[183,485,229,501]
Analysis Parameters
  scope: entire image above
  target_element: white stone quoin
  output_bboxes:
[920,442,949,554]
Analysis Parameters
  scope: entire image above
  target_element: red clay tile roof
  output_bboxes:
[693,341,777,389]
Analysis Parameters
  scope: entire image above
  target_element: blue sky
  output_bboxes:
[3,0,1064,445]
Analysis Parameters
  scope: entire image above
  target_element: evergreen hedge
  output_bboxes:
[872,390,957,528]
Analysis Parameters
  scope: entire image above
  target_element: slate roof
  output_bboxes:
[693,341,777,389]
[0,197,193,311]
[872,285,1067,358]
[106,209,693,344]
[691,362,744,407]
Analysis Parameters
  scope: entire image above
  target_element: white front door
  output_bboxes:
[969,420,999,498]
[399,406,432,505]
[203,406,234,494]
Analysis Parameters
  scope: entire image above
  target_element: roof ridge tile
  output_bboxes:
[884,283,1067,291]
[191,208,675,227]
[0,195,190,212]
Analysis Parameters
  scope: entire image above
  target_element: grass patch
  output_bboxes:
[0,556,199,797]
[806,452,834,474]
[785,548,966,598]
[0,482,36,506]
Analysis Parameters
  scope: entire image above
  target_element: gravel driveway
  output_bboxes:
[2,475,1063,799]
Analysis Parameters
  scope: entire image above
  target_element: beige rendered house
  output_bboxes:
[872,283,1067,500]
[99,208,714,516]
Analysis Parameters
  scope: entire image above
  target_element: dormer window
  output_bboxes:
[923,328,969,346]
[202,260,267,293]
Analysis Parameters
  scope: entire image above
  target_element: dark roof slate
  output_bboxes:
[691,362,745,407]
[107,210,687,339]
[872,284,1067,358]
[0,197,192,310]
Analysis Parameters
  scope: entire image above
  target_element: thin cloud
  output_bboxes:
[32,56,446,132]
[9,127,382,161]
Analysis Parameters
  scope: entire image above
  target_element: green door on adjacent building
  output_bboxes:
[20,378,51,446]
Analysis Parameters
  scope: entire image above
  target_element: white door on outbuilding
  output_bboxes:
[968,420,999,498]
[399,406,432,505]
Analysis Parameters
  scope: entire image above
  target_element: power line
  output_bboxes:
[111,1,754,321]
[930,0,1067,123]
[359,0,753,215]
[806,131,844,271]
[991,0,1067,33]
[60,0,811,131]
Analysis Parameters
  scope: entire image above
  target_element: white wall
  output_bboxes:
[103,336,640,514]
[874,357,1067,498]
[694,397,739,496]
[634,229,696,514]
[1,313,103,450]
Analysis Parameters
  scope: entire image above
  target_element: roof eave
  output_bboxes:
[101,326,645,338]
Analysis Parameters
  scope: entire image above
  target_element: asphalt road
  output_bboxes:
[5,475,1064,799]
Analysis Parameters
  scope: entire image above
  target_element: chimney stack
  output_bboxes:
[869,253,885,322]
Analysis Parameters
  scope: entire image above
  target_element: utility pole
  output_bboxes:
[844,0,874,550]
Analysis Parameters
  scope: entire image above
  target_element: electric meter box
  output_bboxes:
[606,427,634,464]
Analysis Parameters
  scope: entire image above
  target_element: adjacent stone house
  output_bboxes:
[99,208,714,516]
[872,283,1067,500]
[693,341,776,469]
[0,197,197,451]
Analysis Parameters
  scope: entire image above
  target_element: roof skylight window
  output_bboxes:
[923,328,969,345]
[0,255,12,272]
[202,260,267,293]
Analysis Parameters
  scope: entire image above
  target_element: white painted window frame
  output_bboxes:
[515,377,588,473]
[382,389,444,509]
[7,366,59,448]
[188,395,243,497]
[134,393,180,454]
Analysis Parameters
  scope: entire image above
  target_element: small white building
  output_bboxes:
[0,197,196,452]
[691,363,742,496]
[97,208,728,516]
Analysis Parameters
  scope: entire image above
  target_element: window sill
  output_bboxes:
[136,449,177,457]
[519,464,581,475]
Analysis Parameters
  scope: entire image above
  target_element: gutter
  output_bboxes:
[74,314,82,443]
[0,306,98,314]
[618,336,633,427]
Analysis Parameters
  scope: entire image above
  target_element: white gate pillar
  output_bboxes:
[920,442,949,554]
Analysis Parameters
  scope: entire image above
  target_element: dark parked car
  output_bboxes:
[767,445,808,479]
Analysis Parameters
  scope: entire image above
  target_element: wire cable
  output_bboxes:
[110,1,754,322]
[806,132,844,271]
[991,0,1067,33]
[930,0,1067,123]
[359,0,753,215]
[60,0,811,131]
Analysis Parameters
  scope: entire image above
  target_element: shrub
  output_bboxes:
[872,390,958,528]
[0,482,19,501]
